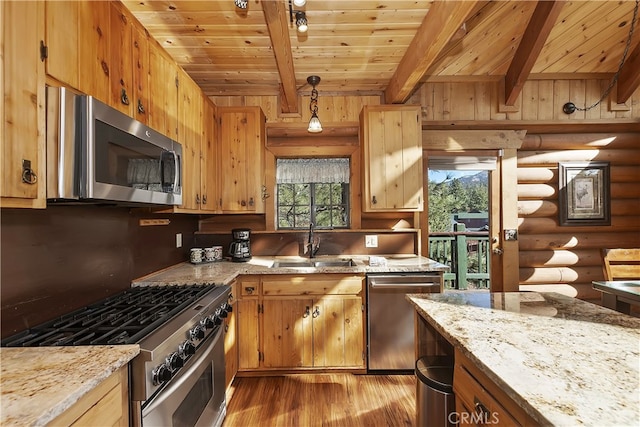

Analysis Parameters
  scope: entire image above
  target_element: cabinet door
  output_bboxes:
[131,24,150,124]
[237,298,260,370]
[1,1,46,208]
[178,71,202,211]
[311,295,364,368]
[361,105,423,212]
[201,98,217,212]
[109,2,133,116]
[147,45,178,140]
[262,298,313,368]
[218,106,265,213]
[77,1,110,104]
[44,1,78,88]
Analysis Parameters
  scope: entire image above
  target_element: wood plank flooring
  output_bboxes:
[223,374,416,427]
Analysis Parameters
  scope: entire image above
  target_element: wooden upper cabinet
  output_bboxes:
[77,1,110,104]
[147,44,178,140]
[360,105,424,212]
[109,2,133,116]
[44,1,79,88]
[218,106,266,213]
[1,1,46,208]
[177,70,203,211]
[201,98,218,212]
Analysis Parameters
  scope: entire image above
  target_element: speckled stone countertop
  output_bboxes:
[133,255,448,286]
[407,291,640,426]
[0,345,139,426]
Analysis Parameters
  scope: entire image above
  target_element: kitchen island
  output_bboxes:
[407,291,640,426]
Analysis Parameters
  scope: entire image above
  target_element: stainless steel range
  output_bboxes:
[1,283,231,427]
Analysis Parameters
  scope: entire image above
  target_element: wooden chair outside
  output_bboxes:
[601,248,640,281]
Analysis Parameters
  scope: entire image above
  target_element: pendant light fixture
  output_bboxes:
[307,75,322,133]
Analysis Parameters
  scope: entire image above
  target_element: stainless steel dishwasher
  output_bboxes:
[367,273,442,371]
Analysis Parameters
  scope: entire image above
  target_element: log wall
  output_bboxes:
[517,132,640,301]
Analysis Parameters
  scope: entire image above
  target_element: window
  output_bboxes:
[276,158,350,229]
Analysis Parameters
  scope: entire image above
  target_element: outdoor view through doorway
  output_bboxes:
[428,168,490,290]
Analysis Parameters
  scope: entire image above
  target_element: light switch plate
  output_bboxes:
[176,233,183,248]
[365,235,378,248]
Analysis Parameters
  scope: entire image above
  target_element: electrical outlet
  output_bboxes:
[176,233,182,248]
[365,235,378,248]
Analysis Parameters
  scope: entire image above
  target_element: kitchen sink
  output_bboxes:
[271,260,315,268]
[312,259,355,267]
[270,258,355,268]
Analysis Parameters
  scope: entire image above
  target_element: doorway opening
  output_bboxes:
[427,155,494,290]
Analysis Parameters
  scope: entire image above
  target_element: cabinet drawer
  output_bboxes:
[262,275,363,296]
[454,362,519,426]
[240,278,260,296]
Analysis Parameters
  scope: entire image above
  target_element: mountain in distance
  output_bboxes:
[456,171,488,186]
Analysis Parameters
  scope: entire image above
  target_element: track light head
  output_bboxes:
[234,0,248,9]
[295,11,308,33]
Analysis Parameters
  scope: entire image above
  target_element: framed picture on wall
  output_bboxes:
[558,162,610,226]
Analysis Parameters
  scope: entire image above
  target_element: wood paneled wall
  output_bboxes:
[410,79,640,121]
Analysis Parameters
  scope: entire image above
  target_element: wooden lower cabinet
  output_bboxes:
[49,365,129,426]
[453,349,537,426]
[236,274,365,373]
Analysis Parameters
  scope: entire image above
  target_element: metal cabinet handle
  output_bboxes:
[202,194,207,205]
[21,160,37,185]
[120,88,130,105]
[372,195,377,205]
[312,306,320,318]
[195,194,201,205]
[248,197,254,206]
[244,286,255,295]
[241,200,247,207]
[303,306,310,318]
[137,99,145,114]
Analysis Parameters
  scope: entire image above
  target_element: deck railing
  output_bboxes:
[428,223,490,289]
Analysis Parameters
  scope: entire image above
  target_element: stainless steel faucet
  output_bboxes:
[307,222,320,258]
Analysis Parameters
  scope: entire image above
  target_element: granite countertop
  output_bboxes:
[407,291,640,426]
[133,255,448,286]
[0,345,139,426]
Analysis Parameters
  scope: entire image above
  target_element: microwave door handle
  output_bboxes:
[160,150,179,193]
[171,151,179,193]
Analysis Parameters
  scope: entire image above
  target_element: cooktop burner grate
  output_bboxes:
[1,284,216,347]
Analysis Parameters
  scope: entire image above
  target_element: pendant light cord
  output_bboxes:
[573,0,639,111]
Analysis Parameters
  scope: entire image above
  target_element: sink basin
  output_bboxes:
[271,260,314,268]
[270,258,355,268]
[313,259,355,267]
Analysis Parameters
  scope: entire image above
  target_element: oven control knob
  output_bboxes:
[212,312,223,326]
[179,340,196,356]
[152,363,172,385]
[190,325,205,340]
[225,303,233,313]
[219,304,229,318]
[168,352,184,370]
[201,316,215,329]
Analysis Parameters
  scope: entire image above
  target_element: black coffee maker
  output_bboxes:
[229,228,252,262]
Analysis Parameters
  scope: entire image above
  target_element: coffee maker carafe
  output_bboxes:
[229,228,252,262]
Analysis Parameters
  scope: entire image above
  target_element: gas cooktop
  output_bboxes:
[1,284,217,347]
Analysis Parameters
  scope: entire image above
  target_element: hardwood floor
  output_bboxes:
[223,374,416,427]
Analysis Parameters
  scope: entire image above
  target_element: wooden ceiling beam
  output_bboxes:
[384,1,479,104]
[262,0,299,113]
[617,41,640,103]
[504,0,565,106]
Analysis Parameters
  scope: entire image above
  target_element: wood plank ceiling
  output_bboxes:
[123,0,640,113]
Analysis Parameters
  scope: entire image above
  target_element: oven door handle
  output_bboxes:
[143,327,222,414]
[369,281,440,289]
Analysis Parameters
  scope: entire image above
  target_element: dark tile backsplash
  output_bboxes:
[0,205,198,338]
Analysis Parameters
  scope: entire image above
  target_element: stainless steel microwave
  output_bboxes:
[46,87,182,206]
